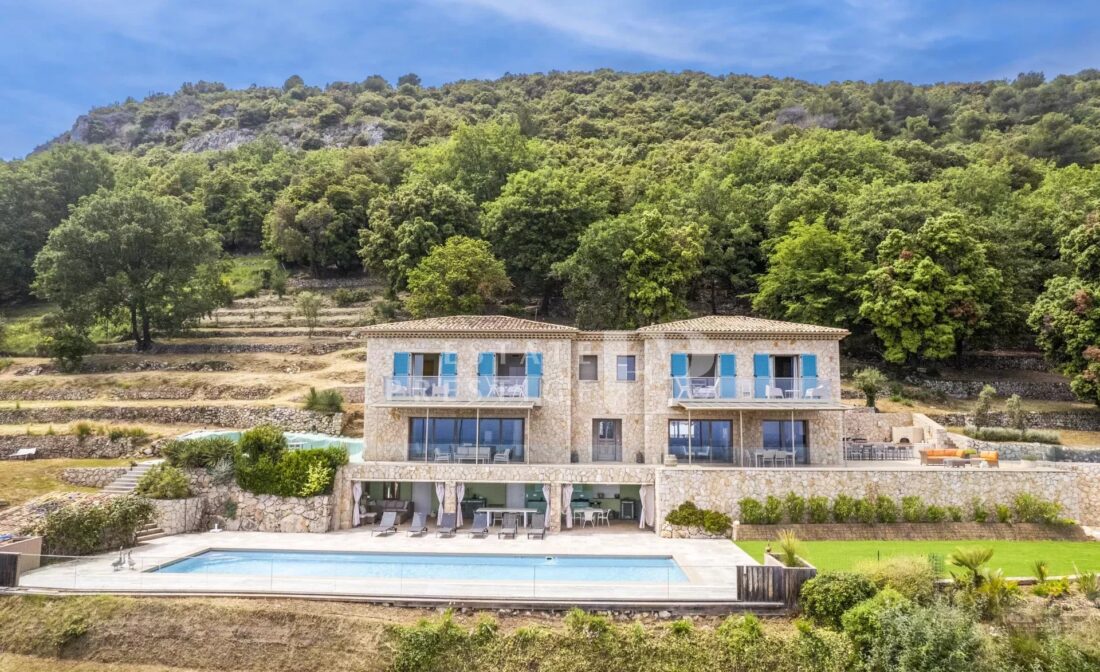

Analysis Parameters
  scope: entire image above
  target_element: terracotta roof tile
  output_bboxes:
[361,315,578,334]
[636,315,848,336]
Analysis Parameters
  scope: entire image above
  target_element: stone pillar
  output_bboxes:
[444,481,458,514]
[549,482,563,532]
[331,467,351,530]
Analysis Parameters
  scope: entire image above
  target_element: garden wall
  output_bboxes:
[59,467,128,488]
[842,410,913,441]
[656,465,1098,527]
[184,471,332,533]
[947,432,1100,463]
[913,378,1075,401]
[734,522,1089,541]
[928,411,1100,431]
[151,497,204,535]
[0,406,343,434]
[0,434,138,459]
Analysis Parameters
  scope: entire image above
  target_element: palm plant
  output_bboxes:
[976,568,1020,621]
[948,546,994,587]
[1032,559,1049,584]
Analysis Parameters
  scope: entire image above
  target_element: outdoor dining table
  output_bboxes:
[574,507,610,527]
[475,507,538,528]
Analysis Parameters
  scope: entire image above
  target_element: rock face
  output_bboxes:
[0,435,138,459]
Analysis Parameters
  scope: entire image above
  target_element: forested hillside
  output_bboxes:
[4,69,1100,398]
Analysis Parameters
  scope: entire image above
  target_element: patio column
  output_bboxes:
[739,411,744,467]
[443,481,458,515]
[548,482,563,532]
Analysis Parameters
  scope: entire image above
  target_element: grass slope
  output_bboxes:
[0,458,131,506]
[735,539,1100,577]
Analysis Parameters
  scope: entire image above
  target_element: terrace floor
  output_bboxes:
[17,528,753,604]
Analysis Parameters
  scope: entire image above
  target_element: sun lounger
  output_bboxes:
[371,511,397,536]
[7,448,36,460]
[407,512,428,536]
[467,512,489,538]
[436,512,457,537]
[527,514,546,539]
[498,513,518,539]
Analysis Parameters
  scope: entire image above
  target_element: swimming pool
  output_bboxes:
[177,430,364,461]
[154,550,688,583]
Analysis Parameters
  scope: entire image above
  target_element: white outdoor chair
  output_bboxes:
[765,385,785,399]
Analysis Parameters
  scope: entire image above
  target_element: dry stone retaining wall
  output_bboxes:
[734,522,1089,541]
[929,411,1100,431]
[0,406,343,434]
[184,470,333,533]
[914,379,1075,401]
[947,432,1100,463]
[0,435,138,459]
[59,467,129,488]
[151,497,205,535]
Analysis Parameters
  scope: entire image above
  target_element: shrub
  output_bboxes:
[665,501,731,535]
[946,505,963,522]
[236,446,347,497]
[238,424,287,461]
[1033,577,1071,599]
[852,368,887,408]
[161,437,239,469]
[134,464,191,499]
[738,498,765,524]
[774,529,804,567]
[874,496,898,524]
[801,571,878,629]
[763,496,783,524]
[107,426,148,442]
[948,546,994,588]
[702,510,732,535]
[303,387,344,413]
[331,287,372,306]
[42,324,94,373]
[963,568,1021,621]
[1013,493,1064,524]
[971,498,988,523]
[996,504,1011,523]
[1005,393,1026,434]
[1075,566,1098,600]
[832,495,857,523]
[854,499,876,524]
[840,588,911,656]
[808,496,830,524]
[668,618,693,636]
[74,422,94,441]
[29,495,155,556]
[784,492,806,523]
[925,505,946,523]
[853,556,937,603]
[962,425,1060,444]
[973,384,996,430]
[901,496,925,523]
[864,602,982,672]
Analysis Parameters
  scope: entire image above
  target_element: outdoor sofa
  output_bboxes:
[919,448,999,468]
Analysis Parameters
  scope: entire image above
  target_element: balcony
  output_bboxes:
[408,443,527,464]
[669,377,838,406]
[381,375,542,405]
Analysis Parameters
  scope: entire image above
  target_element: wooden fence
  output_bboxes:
[736,564,817,607]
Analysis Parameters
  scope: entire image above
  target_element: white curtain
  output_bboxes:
[456,483,466,526]
[638,485,650,529]
[541,484,552,523]
[640,485,655,529]
[562,483,574,529]
[352,481,363,527]
[434,482,445,523]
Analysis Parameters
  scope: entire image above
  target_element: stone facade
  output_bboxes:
[151,497,205,535]
[59,467,129,488]
[0,406,342,434]
[841,410,914,442]
[0,434,138,459]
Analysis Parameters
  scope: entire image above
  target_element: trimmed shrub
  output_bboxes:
[763,496,783,525]
[808,496,831,524]
[800,571,878,629]
[702,510,732,536]
[303,387,344,413]
[853,556,937,603]
[666,501,731,535]
[134,464,191,499]
[995,504,1011,523]
[29,495,155,556]
[235,446,347,497]
[874,496,898,524]
[926,505,946,523]
[971,498,988,523]
[946,505,963,522]
[831,495,857,523]
[784,492,806,523]
[901,496,925,523]
[161,437,239,469]
[1012,493,1065,524]
[854,499,876,525]
[238,424,287,461]
[738,498,765,524]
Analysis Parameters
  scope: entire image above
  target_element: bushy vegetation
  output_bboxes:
[235,445,348,497]
[852,556,938,603]
[161,436,239,469]
[330,287,372,306]
[736,493,1072,526]
[238,424,288,461]
[133,464,191,499]
[303,387,344,413]
[26,495,155,556]
[664,501,732,536]
[800,572,879,629]
[962,425,1061,444]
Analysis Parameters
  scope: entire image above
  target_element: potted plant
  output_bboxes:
[635,450,645,464]
[570,450,579,463]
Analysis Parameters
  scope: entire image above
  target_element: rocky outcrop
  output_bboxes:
[0,406,343,434]
[0,435,139,459]
[59,467,130,488]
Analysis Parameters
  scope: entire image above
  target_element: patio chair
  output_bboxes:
[407,512,428,537]
[765,385,785,400]
[493,448,511,464]
[436,512,457,537]
[434,448,452,462]
[527,514,546,539]
[370,511,397,536]
[498,513,518,539]
[467,512,490,538]
[7,447,36,460]
[595,509,611,526]
[689,378,719,399]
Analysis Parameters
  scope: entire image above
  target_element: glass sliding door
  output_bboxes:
[667,420,733,463]
[407,417,525,462]
[762,420,808,463]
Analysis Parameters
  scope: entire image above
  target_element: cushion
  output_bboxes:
[979,451,998,459]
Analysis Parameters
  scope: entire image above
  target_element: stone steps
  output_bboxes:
[103,461,159,494]
[136,522,166,543]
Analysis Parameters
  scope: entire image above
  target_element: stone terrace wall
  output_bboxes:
[735,522,1089,541]
[59,467,128,488]
[1067,463,1100,526]
[914,379,1075,402]
[657,466,1087,527]
[843,410,913,441]
[0,406,343,434]
[152,497,205,535]
[947,432,1100,463]
[0,435,138,459]
[185,471,332,533]
[929,411,1100,431]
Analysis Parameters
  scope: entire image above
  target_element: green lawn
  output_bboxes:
[735,539,1100,578]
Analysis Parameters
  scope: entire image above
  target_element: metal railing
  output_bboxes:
[383,375,542,401]
[409,444,527,464]
[670,377,833,401]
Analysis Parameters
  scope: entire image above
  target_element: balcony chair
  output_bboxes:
[765,385,786,400]
[492,448,512,464]
[689,379,719,399]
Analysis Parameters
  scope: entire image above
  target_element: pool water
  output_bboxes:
[154,550,688,583]
[177,430,364,461]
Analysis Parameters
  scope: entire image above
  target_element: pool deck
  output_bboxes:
[17,529,754,604]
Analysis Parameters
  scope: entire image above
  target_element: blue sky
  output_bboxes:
[1,0,1098,158]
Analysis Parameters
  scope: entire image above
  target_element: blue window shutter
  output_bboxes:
[670,353,688,398]
[718,354,736,398]
[753,353,771,399]
[477,352,495,397]
[525,352,543,397]
[801,354,818,396]
[441,352,458,397]
[393,352,410,375]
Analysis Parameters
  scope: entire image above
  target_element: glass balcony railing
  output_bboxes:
[383,375,542,401]
[669,377,834,401]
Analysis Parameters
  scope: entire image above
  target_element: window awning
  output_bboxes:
[371,399,538,410]
[671,400,850,411]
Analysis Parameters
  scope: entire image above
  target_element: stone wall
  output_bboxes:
[945,433,1100,462]
[842,410,913,442]
[659,522,730,539]
[151,497,205,535]
[0,435,138,459]
[59,467,128,488]
[1065,463,1100,526]
[914,379,1075,401]
[956,352,1050,371]
[734,522,1089,541]
[185,471,333,533]
[0,406,343,434]
[656,465,1090,528]
[928,411,1100,431]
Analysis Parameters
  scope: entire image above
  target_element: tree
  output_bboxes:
[1005,394,1026,435]
[554,209,704,328]
[973,385,996,430]
[397,73,421,88]
[852,368,888,408]
[859,212,1003,363]
[404,236,511,317]
[41,322,94,373]
[33,188,224,350]
[753,217,868,328]
[481,166,611,310]
[414,119,541,203]
[295,292,325,337]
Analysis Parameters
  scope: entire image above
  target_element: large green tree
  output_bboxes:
[859,212,1003,363]
[405,236,512,317]
[33,189,224,350]
[414,119,541,203]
